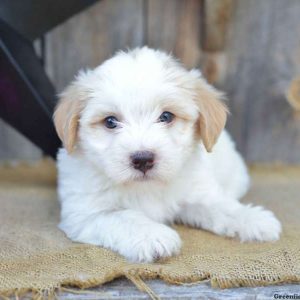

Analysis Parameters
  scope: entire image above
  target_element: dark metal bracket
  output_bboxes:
[0,0,98,158]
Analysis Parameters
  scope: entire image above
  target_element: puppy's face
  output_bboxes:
[54,48,227,184]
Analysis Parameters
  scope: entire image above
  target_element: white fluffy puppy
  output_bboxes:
[54,47,281,263]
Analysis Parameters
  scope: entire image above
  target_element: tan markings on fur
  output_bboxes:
[53,85,86,153]
[194,83,228,152]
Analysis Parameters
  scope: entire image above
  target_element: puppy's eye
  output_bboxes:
[104,116,118,129]
[158,111,174,123]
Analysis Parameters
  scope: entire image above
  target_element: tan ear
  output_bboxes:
[195,83,228,152]
[53,85,85,153]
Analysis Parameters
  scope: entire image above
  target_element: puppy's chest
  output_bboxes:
[116,184,186,223]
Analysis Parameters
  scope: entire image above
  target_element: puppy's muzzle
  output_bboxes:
[130,151,155,174]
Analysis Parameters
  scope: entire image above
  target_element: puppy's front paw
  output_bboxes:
[123,225,181,263]
[236,205,282,242]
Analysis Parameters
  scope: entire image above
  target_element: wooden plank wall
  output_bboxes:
[224,0,300,163]
[1,0,300,163]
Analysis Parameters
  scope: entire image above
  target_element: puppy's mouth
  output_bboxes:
[136,175,152,182]
[132,171,154,182]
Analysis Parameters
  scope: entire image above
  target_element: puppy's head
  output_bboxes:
[54,47,228,184]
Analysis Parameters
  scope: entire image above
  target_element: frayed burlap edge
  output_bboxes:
[1,268,300,300]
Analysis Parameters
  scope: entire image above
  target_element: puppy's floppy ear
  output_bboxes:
[194,80,228,152]
[53,84,86,153]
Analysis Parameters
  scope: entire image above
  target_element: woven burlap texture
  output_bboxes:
[0,160,299,298]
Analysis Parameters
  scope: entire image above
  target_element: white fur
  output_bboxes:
[56,47,281,263]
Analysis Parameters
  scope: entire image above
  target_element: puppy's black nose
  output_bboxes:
[130,151,155,173]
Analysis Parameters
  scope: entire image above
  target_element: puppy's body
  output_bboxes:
[55,48,281,262]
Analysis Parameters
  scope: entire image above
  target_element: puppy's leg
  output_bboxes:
[178,185,281,242]
[60,209,181,262]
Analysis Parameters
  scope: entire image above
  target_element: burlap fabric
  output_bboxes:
[0,160,299,298]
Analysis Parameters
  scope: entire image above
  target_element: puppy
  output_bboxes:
[54,47,281,263]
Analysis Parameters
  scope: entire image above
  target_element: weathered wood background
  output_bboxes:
[1,0,300,163]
